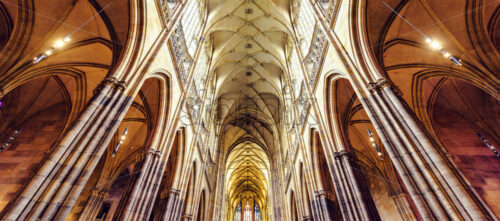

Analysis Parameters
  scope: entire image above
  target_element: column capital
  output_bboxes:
[144,148,161,157]
[367,78,403,96]
[302,216,313,221]
[116,80,127,91]
[93,77,128,94]
[181,214,193,220]
[333,150,353,159]
[90,189,108,198]
[161,188,181,198]
[314,190,332,198]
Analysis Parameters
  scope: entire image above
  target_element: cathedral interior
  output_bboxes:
[0,0,500,220]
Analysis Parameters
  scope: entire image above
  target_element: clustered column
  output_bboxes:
[78,189,109,220]
[113,148,163,220]
[1,77,132,221]
[314,190,335,221]
[331,150,380,221]
[361,78,490,220]
[152,188,181,221]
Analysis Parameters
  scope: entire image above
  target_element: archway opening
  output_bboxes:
[430,78,500,217]
[0,75,72,211]
[331,78,417,220]
[311,130,342,219]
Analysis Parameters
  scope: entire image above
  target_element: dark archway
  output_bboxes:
[430,78,500,218]
[0,76,71,211]
[311,130,342,219]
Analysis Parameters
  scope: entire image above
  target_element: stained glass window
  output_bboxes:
[243,202,252,221]
[234,202,242,221]
[254,203,262,221]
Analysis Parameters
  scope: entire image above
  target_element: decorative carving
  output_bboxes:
[116,80,127,91]
[161,188,180,198]
[305,26,327,89]
[367,78,402,96]
[315,189,333,198]
[303,215,313,221]
[186,85,202,124]
[93,77,128,94]
[333,150,353,159]
[91,189,108,198]
[144,148,161,157]
[170,24,193,85]
[321,0,337,24]
[159,0,173,27]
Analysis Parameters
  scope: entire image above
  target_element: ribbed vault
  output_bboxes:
[206,0,291,219]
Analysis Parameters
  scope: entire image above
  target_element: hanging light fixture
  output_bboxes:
[367,129,383,160]
[476,132,500,158]
[111,128,128,158]
[0,129,22,152]
[33,35,71,64]
[424,36,462,66]
[380,1,463,66]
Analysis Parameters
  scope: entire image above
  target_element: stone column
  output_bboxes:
[1,77,132,221]
[331,151,380,221]
[78,189,109,221]
[361,78,492,220]
[314,190,337,221]
[181,214,193,221]
[390,193,417,221]
[113,148,163,221]
[153,188,181,221]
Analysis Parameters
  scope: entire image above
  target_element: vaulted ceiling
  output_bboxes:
[206,0,292,210]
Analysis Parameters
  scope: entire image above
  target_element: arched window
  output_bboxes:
[243,201,252,221]
[181,0,204,56]
[254,203,262,221]
[295,0,316,55]
[234,202,242,221]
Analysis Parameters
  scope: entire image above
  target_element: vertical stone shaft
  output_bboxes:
[331,151,380,221]
[362,79,489,220]
[153,189,179,221]
[1,78,129,221]
[391,194,417,221]
[315,190,338,221]
[39,88,128,220]
[113,149,163,221]
[78,190,108,221]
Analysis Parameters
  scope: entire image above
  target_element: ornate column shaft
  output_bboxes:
[78,190,109,220]
[314,190,339,221]
[113,148,163,221]
[362,78,491,220]
[390,193,417,221]
[153,188,181,221]
[331,151,380,221]
[1,77,131,221]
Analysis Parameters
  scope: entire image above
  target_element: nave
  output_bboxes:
[0,0,499,220]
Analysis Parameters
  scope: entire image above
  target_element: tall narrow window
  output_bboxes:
[254,203,262,221]
[234,202,242,221]
[243,201,252,221]
[295,0,316,55]
[181,0,204,56]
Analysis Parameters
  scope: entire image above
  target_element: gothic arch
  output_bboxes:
[0,75,77,212]
[0,1,13,51]
[421,77,500,217]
